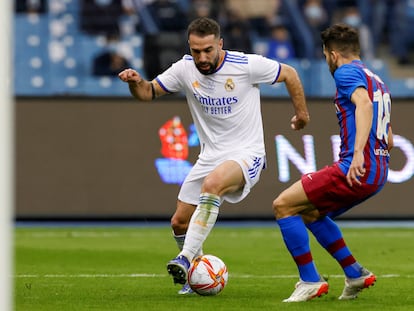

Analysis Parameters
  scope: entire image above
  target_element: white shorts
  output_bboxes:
[178,153,266,205]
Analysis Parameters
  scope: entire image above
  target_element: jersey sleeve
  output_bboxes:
[248,54,281,85]
[155,57,187,93]
[334,64,367,100]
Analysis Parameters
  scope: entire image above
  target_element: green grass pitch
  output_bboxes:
[14,224,414,310]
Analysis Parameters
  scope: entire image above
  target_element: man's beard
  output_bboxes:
[196,55,220,75]
[327,58,337,76]
[329,65,337,77]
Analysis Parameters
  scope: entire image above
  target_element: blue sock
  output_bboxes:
[306,217,362,278]
[277,215,320,282]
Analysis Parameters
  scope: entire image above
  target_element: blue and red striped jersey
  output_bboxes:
[333,60,391,185]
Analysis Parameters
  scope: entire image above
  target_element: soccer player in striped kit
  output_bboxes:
[273,23,394,302]
[119,17,310,294]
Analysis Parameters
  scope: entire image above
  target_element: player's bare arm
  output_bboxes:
[347,87,373,186]
[277,64,310,130]
[388,126,394,151]
[118,68,166,101]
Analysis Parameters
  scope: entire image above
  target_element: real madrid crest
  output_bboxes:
[224,78,235,91]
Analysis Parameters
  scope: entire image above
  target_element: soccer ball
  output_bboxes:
[187,254,228,296]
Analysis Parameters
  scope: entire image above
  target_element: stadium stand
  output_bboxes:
[13,0,414,98]
[14,14,52,95]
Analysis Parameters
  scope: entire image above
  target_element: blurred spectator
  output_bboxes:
[389,0,414,64]
[147,0,188,32]
[144,32,187,79]
[340,6,375,60]
[222,9,253,53]
[224,0,281,37]
[117,0,143,37]
[303,0,329,26]
[265,23,296,61]
[335,0,357,7]
[143,0,188,79]
[302,0,329,58]
[92,35,131,76]
[15,0,46,13]
[187,0,220,20]
[80,0,125,36]
[357,0,388,51]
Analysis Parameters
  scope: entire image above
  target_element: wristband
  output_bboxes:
[150,82,156,100]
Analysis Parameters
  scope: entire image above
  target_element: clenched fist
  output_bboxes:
[118,68,143,84]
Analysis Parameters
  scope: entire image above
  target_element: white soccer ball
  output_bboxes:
[187,254,228,296]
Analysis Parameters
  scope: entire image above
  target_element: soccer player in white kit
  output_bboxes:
[118,17,310,294]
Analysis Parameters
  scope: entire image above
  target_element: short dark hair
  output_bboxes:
[321,23,360,57]
[187,17,221,39]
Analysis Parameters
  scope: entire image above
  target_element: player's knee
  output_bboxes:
[272,196,289,219]
[201,175,220,194]
[272,195,284,210]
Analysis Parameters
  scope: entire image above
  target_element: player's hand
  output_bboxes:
[290,114,309,130]
[346,152,365,187]
[118,68,143,84]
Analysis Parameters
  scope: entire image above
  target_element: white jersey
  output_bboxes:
[155,51,281,163]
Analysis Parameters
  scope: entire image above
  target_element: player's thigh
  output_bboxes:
[202,160,245,195]
[273,179,312,211]
[178,161,209,205]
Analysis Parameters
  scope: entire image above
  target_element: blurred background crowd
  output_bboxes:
[14,0,414,96]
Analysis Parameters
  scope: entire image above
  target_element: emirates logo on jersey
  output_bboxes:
[224,78,235,92]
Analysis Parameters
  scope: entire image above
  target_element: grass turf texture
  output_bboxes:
[14,225,414,310]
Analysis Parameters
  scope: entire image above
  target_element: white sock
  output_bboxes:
[180,193,220,261]
[173,232,203,257]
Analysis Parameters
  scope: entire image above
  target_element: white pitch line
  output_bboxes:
[14,273,412,279]
[15,274,166,278]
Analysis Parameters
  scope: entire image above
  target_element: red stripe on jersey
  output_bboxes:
[335,97,350,158]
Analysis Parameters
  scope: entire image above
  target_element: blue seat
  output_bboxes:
[14,14,51,95]
[307,60,336,98]
[389,78,414,97]
[365,60,391,86]
[260,59,310,98]
[82,76,131,96]
[77,33,145,96]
